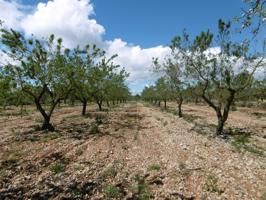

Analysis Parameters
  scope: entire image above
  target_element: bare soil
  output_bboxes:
[0,102,265,200]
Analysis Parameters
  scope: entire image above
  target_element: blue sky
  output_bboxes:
[1,0,264,94]
[23,0,248,48]
[95,0,247,47]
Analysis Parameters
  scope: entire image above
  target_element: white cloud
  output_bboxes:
[105,39,171,83]
[0,0,27,29]
[20,0,105,48]
[205,47,221,56]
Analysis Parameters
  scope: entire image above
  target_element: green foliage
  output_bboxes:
[49,162,65,174]
[231,134,251,150]
[136,183,151,200]
[161,19,264,135]
[203,175,219,193]
[231,133,264,156]
[148,164,161,171]
[99,166,117,180]
[104,186,121,198]
[89,122,100,134]
[0,29,75,130]
[0,27,131,128]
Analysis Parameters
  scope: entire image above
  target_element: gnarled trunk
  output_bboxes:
[82,100,87,116]
[41,119,54,131]
[216,116,224,135]
[201,82,235,136]
[97,100,103,111]
[35,100,55,131]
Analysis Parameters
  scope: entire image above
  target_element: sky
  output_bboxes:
[0,0,264,94]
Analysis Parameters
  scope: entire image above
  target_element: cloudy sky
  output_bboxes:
[0,0,262,94]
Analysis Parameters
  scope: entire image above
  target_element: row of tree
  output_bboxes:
[142,17,265,136]
[0,27,131,131]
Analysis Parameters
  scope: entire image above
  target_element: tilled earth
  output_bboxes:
[0,102,266,200]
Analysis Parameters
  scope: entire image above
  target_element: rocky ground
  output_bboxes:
[0,102,266,200]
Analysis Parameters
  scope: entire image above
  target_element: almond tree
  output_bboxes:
[0,29,74,131]
[173,20,265,135]
[70,45,105,115]
[89,55,128,111]
[154,77,172,109]
[106,71,130,105]
[141,86,156,103]
[153,48,185,117]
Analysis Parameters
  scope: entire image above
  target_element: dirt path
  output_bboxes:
[119,103,265,199]
[0,102,265,199]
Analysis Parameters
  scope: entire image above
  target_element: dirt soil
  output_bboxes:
[0,102,266,200]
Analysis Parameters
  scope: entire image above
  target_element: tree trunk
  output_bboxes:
[164,100,167,109]
[41,118,54,131]
[158,101,161,107]
[177,96,183,117]
[97,100,102,111]
[106,100,110,107]
[82,100,87,116]
[112,100,115,105]
[216,114,224,135]
[34,98,60,132]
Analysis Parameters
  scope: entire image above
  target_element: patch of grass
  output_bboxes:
[148,164,161,171]
[41,132,60,142]
[231,134,250,150]
[131,174,152,200]
[137,183,151,200]
[75,148,83,156]
[49,162,65,174]
[99,166,117,180]
[203,175,219,193]
[89,122,100,134]
[104,186,121,198]
[244,146,264,156]
[228,128,264,156]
